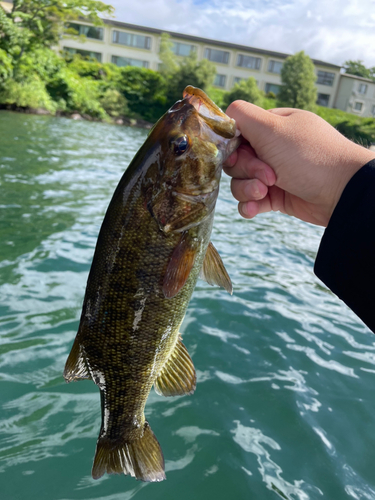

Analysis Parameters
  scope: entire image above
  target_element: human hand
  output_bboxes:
[224,101,375,226]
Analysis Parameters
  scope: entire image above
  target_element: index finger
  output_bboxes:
[223,144,276,186]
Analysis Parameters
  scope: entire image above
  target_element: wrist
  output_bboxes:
[324,141,375,224]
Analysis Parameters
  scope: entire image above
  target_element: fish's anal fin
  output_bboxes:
[162,232,197,299]
[92,421,165,482]
[63,339,91,383]
[154,337,196,396]
[200,241,233,295]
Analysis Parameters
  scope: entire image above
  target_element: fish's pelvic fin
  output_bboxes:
[200,241,233,295]
[154,337,196,396]
[63,339,91,383]
[92,422,165,482]
[163,232,197,299]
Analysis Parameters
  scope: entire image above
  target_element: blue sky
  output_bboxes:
[107,0,375,68]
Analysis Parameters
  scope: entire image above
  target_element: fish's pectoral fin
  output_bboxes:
[92,421,165,482]
[200,241,233,295]
[63,339,91,383]
[162,232,198,299]
[154,336,196,396]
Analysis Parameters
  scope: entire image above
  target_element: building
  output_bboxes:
[60,19,345,113]
[335,73,375,117]
[1,0,374,118]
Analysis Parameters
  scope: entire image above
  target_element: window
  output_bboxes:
[317,93,330,107]
[171,42,195,57]
[358,83,368,94]
[66,23,103,41]
[112,30,151,49]
[214,74,226,87]
[205,48,229,64]
[354,101,363,111]
[317,70,335,86]
[265,83,281,95]
[111,56,149,68]
[236,54,261,70]
[63,47,102,62]
[268,60,283,74]
[372,104,375,116]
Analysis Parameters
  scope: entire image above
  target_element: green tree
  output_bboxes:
[116,66,166,122]
[278,51,317,110]
[165,53,215,105]
[159,32,178,75]
[158,33,216,106]
[2,0,113,56]
[343,60,371,79]
[223,77,263,108]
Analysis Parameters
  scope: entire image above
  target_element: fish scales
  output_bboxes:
[64,86,239,482]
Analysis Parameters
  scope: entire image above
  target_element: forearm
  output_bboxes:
[314,159,375,333]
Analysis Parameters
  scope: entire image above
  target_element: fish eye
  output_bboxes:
[172,135,189,156]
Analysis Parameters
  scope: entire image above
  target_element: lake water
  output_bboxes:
[1,110,375,500]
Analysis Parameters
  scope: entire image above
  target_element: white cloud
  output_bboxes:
[107,0,375,68]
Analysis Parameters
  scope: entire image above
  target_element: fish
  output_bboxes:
[63,86,239,482]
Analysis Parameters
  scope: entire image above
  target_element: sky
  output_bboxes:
[106,0,375,68]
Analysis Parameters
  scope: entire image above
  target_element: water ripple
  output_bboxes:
[1,111,375,499]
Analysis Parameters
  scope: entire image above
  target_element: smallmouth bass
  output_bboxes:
[64,86,239,482]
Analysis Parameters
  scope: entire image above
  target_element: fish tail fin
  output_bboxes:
[92,422,165,482]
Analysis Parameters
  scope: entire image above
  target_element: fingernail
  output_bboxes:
[238,202,247,218]
[246,183,259,199]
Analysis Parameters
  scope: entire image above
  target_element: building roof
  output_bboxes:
[340,72,375,83]
[103,19,341,70]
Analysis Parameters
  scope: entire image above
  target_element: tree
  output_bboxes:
[278,51,317,110]
[158,32,178,75]
[116,66,166,122]
[223,77,263,108]
[343,60,371,79]
[158,33,216,106]
[1,0,113,56]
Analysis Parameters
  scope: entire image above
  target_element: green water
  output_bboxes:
[1,110,375,500]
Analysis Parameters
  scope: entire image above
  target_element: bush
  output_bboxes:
[16,47,63,82]
[99,88,128,118]
[206,86,227,110]
[335,119,375,147]
[65,55,111,80]
[0,74,56,112]
[261,96,278,110]
[0,48,13,84]
[116,66,166,122]
[223,77,263,108]
[46,67,106,118]
[163,53,216,107]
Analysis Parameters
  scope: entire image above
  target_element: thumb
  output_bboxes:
[225,100,280,145]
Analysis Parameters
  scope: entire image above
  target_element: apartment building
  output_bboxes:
[335,73,375,117]
[60,19,348,112]
[2,0,374,118]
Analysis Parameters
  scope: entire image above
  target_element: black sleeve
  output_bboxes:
[314,159,375,333]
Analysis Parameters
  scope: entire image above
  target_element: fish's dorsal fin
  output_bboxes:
[63,339,91,382]
[162,232,198,299]
[154,336,196,396]
[200,241,233,295]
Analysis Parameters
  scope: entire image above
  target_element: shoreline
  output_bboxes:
[0,105,154,130]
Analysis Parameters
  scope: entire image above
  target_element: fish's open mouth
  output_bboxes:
[182,86,237,140]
